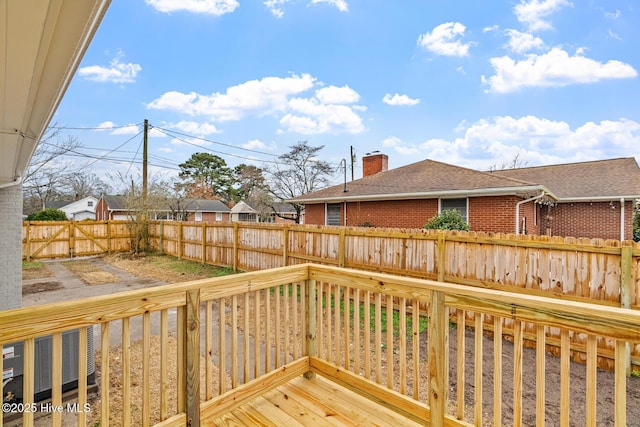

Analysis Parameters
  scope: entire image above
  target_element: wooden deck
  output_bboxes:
[207,374,422,426]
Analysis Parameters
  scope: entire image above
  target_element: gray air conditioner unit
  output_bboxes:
[2,327,95,403]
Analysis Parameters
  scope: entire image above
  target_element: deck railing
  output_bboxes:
[2,264,639,426]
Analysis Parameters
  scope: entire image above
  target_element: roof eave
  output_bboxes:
[291,185,550,204]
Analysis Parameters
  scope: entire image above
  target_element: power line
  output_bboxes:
[151,125,279,158]
[151,126,281,164]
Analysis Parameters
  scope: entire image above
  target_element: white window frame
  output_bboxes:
[439,198,468,221]
[215,212,222,222]
[195,211,203,222]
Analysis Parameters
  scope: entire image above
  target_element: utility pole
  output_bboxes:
[350,145,355,181]
[142,119,149,251]
[142,119,148,213]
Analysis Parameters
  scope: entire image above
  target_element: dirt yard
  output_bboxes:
[23,254,640,425]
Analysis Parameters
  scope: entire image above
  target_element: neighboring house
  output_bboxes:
[231,201,298,223]
[44,196,98,221]
[95,195,231,222]
[291,153,640,241]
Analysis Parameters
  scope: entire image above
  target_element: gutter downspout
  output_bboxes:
[0,176,22,189]
[516,192,546,235]
[620,198,625,241]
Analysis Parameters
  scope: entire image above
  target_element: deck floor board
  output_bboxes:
[206,375,423,426]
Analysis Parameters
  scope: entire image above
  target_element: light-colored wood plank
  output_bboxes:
[100,324,110,427]
[560,330,570,427]
[615,340,627,427]
[456,309,465,421]
[201,358,309,420]
[122,317,131,424]
[387,294,394,389]
[513,320,523,427]
[77,327,88,426]
[536,325,546,427]
[429,290,447,425]
[160,309,169,419]
[474,313,483,426]
[307,362,427,426]
[586,334,597,427]
[51,332,62,426]
[494,317,502,427]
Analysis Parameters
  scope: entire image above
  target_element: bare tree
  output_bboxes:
[488,153,529,172]
[268,141,333,223]
[22,127,86,213]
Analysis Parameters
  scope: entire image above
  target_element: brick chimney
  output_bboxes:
[362,153,388,177]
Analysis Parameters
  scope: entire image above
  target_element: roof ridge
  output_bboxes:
[491,157,636,172]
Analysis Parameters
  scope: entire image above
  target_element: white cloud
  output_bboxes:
[111,124,140,135]
[310,0,348,12]
[382,93,420,106]
[513,0,573,32]
[608,29,622,41]
[411,116,640,169]
[242,139,268,150]
[482,48,637,93]
[417,22,474,57]
[605,9,621,20]
[382,136,420,155]
[483,25,499,33]
[148,73,317,121]
[149,74,366,136]
[171,121,221,135]
[157,147,176,153]
[264,0,347,17]
[145,0,239,15]
[281,96,365,135]
[78,54,141,84]
[169,136,211,147]
[264,0,289,17]
[316,85,360,104]
[504,29,545,54]
[95,121,139,135]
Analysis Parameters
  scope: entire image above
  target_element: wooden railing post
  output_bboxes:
[304,278,317,379]
[428,289,447,426]
[185,289,201,426]
[621,243,633,375]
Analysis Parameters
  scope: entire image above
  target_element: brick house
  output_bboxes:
[95,195,231,222]
[291,154,640,240]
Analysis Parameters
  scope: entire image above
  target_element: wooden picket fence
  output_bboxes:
[22,220,640,370]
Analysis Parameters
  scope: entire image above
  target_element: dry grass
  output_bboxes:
[61,260,118,285]
[22,261,52,280]
[89,335,230,426]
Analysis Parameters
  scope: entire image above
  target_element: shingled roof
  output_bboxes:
[291,159,546,203]
[491,157,640,201]
[291,157,640,204]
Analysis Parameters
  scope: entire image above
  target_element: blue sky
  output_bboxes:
[51,0,640,188]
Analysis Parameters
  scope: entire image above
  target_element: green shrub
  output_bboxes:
[634,211,640,242]
[26,208,68,221]
[423,209,470,231]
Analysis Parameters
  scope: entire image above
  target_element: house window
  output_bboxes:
[216,212,222,222]
[155,212,174,221]
[239,213,256,222]
[326,203,341,226]
[440,198,468,220]
[87,201,93,207]
[195,212,203,222]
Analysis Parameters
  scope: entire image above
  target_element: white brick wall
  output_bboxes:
[0,183,22,310]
